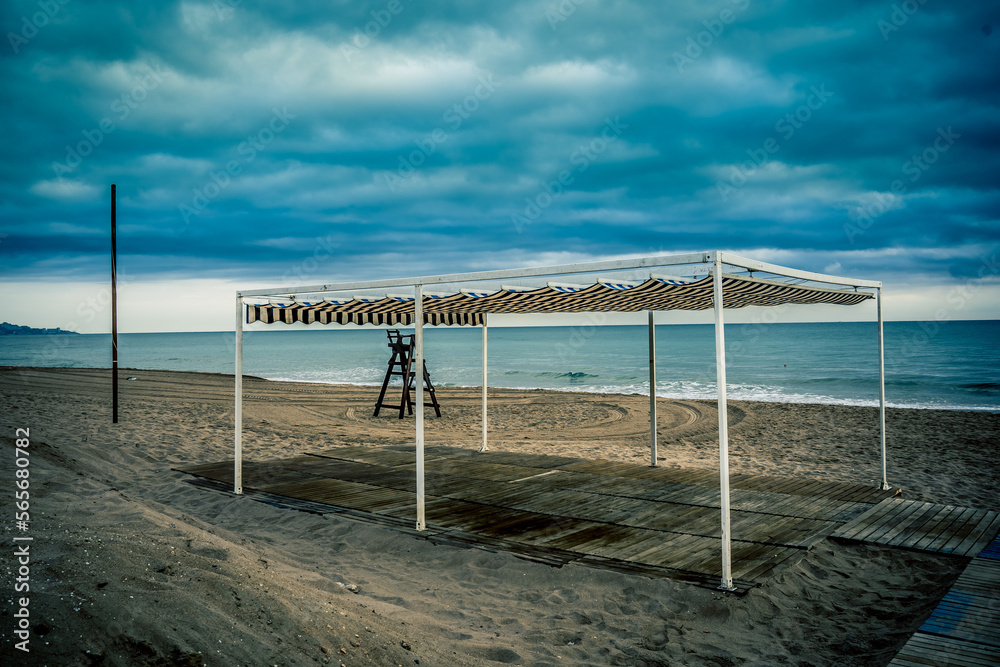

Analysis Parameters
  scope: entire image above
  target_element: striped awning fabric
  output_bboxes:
[246,274,873,327]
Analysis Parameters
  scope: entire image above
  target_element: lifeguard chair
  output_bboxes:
[373,329,441,419]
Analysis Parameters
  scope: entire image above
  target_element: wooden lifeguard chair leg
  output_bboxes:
[397,339,415,419]
[373,347,402,417]
[422,361,442,417]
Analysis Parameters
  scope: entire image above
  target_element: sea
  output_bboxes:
[1,321,998,412]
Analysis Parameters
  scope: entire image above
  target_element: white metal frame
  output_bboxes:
[414,283,426,530]
[648,310,658,467]
[712,256,734,589]
[233,250,885,591]
[480,315,489,453]
[234,295,243,495]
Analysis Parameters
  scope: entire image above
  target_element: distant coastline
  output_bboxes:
[0,322,79,336]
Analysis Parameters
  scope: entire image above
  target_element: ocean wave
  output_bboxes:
[549,371,600,382]
[962,382,1000,394]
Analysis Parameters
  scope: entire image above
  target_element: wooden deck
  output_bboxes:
[178,444,902,592]
[888,536,1000,666]
[831,498,1000,557]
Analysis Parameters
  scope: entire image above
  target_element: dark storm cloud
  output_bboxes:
[1,0,997,291]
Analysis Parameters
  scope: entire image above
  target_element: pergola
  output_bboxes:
[234,251,886,590]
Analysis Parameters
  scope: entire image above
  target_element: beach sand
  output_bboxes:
[2,366,998,666]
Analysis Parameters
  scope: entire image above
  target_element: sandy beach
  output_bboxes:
[2,366,998,666]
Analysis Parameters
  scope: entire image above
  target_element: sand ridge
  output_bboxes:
[1,367,997,665]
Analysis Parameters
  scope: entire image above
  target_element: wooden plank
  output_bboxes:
[508,516,601,547]
[928,509,990,554]
[672,534,745,573]
[874,501,945,546]
[729,544,796,579]
[846,498,915,542]
[666,538,724,574]
[953,575,1000,594]
[736,474,809,494]
[890,631,1000,667]
[785,495,858,522]
[586,531,679,561]
[824,483,882,503]
[746,515,840,550]
[923,508,988,553]
[953,514,1000,558]
[732,512,802,544]
[312,447,417,466]
[769,477,828,497]
[719,539,778,575]
[918,623,1000,649]
[928,603,1000,630]
[863,500,937,544]
[481,451,585,469]
[668,506,732,538]
[831,498,898,541]
[727,473,779,493]
[739,490,817,517]
[832,498,1000,558]
[938,510,993,556]
[856,499,923,544]
[655,485,720,507]
[626,502,717,535]
[441,505,536,533]
[727,472,756,486]
[806,482,855,502]
[780,479,838,498]
[737,546,807,582]
[928,602,1000,626]
[542,523,630,551]
[979,537,1000,560]
[646,504,724,537]
[571,525,663,558]
[956,558,1000,583]
[629,466,699,482]
[836,483,897,504]
[726,488,787,514]
[429,460,545,482]
[319,445,461,467]
[899,632,1000,663]
[910,505,965,551]
[631,532,708,567]
[739,476,799,496]
[639,467,717,487]
[759,490,851,520]
[939,589,1000,612]
[480,512,568,539]
[177,461,231,475]
[587,496,653,524]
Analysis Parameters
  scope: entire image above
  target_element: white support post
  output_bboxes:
[234,295,244,495]
[648,310,658,467]
[877,287,889,490]
[713,257,735,591]
[480,314,489,453]
[414,284,426,530]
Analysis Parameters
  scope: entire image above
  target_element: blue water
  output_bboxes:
[1,321,998,412]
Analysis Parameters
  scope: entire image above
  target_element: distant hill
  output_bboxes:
[0,322,80,336]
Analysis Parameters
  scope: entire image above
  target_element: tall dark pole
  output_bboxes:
[111,184,119,424]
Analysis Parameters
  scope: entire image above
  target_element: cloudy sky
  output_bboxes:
[1,0,998,332]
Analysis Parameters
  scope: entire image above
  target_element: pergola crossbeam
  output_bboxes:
[237,252,712,298]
